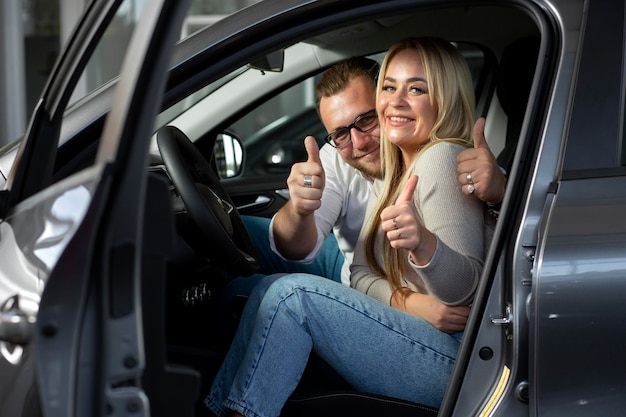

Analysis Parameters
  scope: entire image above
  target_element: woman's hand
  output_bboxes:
[391,288,470,333]
[381,175,437,265]
[456,117,506,205]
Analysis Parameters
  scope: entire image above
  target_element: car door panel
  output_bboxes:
[528,0,626,414]
[531,176,626,416]
[0,2,129,415]
[223,175,290,218]
[0,162,103,416]
[0,0,195,415]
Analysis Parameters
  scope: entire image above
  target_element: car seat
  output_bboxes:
[494,36,540,173]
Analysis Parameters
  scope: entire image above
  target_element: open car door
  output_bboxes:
[0,0,193,416]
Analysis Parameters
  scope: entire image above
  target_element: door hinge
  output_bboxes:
[491,303,513,340]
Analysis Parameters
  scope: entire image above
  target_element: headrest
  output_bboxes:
[496,37,540,121]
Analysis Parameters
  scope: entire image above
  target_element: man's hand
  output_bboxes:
[273,136,325,260]
[392,289,470,333]
[457,117,506,205]
[286,136,326,216]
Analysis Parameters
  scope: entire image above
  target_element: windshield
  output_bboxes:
[154,65,249,130]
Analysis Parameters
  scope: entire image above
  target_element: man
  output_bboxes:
[240,57,505,332]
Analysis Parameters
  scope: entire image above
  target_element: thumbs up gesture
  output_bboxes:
[456,117,506,205]
[381,175,420,248]
[381,175,437,265]
[286,136,326,215]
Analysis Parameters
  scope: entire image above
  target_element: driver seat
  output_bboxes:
[281,355,438,417]
[283,393,438,417]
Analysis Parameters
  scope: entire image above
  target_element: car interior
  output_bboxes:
[44,3,545,417]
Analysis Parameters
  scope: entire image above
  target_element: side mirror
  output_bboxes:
[214,132,243,178]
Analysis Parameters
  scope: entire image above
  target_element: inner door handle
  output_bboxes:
[0,295,36,344]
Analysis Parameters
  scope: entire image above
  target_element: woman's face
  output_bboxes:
[377,48,438,156]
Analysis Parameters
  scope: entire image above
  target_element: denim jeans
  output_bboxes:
[217,216,345,348]
[205,273,463,417]
[243,215,344,283]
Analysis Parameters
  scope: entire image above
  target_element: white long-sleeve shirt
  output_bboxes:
[269,143,372,286]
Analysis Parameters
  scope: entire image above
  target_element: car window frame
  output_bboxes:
[2,0,125,212]
[561,0,626,175]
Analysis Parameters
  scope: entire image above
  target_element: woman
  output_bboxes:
[351,37,484,311]
[204,37,486,417]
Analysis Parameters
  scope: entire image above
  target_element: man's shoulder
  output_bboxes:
[319,144,371,200]
[319,142,344,165]
[320,144,363,178]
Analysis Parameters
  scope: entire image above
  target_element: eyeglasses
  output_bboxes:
[324,109,378,149]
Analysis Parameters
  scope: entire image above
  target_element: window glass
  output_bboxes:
[228,77,317,141]
[562,0,625,171]
[226,46,486,179]
[227,76,327,178]
[183,0,261,37]
[68,0,147,107]
[67,0,262,108]
[155,65,249,130]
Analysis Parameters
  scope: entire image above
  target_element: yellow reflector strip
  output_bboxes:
[478,365,511,417]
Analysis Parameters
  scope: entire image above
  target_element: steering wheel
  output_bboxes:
[157,126,258,276]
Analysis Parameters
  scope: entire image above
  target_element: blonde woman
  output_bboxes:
[351,37,485,317]
[204,37,486,417]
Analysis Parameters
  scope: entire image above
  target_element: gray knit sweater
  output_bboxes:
[350,142,486,306]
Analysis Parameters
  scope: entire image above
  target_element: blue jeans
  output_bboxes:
[242,215,344,283]
[217,216,345,345]
[205,274,463,417]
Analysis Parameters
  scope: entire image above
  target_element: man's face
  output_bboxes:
[319,77,382,179]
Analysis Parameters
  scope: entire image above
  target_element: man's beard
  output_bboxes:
[352,158,382,179]
[350,141,382,179]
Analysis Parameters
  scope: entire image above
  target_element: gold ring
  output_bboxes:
[396,230,402,239]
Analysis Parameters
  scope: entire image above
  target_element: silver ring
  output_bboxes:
[392,218,398,229]
[303,175,313,187]
[466,172,473,185]
[467,184,475,195]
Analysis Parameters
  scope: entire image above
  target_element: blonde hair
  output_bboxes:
[364,37,476,291]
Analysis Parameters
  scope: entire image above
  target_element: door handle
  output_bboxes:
[0,295,36,344]
[237,195,271,210]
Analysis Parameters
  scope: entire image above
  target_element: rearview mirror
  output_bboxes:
[248,50,284,73]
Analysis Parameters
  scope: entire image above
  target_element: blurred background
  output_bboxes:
[0,0,260,146]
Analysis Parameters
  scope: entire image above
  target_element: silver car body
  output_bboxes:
[0,0,624,416]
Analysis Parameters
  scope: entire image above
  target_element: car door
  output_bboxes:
[529,0,626,415]
[0,2,127,414]
[445,0,626,416]
[0,0,192,416]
